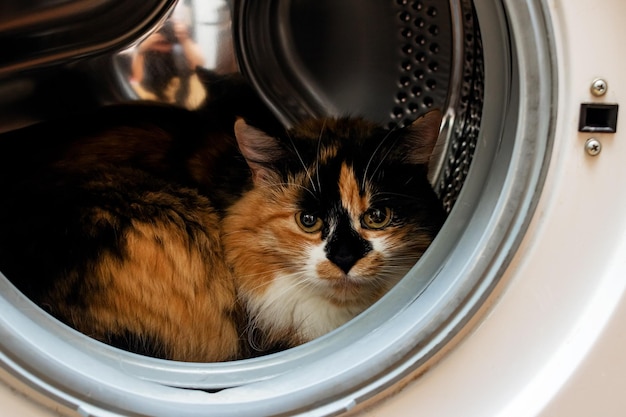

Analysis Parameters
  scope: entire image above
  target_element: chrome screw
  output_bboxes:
[591,78,608,97]
[585,138,602,156]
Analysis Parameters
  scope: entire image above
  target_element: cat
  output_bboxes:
[0,93,445,362]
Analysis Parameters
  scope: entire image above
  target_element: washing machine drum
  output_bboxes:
[0,0,554,416]
[235,0,483,212]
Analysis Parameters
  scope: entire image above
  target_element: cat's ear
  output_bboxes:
[234,118,285,183]
[402,109,442,165]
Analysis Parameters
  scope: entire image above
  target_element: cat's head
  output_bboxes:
[223,110,445,344]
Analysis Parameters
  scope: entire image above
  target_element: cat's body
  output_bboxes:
[0,104,248,361]
[0,95,444,362]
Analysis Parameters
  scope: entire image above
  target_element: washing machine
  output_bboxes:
[1,0,625,416]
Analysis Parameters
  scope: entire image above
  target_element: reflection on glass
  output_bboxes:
[130,18,206,108]
[119,0,236,110]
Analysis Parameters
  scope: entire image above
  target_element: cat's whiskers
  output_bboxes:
[362,125,398,192]
[375,263,422,283]
[385,253,419,266]
[355,275,392,293]
[233,267,297,282]
[254,275,310,301]
[315,119,326,193]
[368,136,402,187]
[268,272,314,303]
[371,191,420,201]
[377,252,422,264]
[285,131,317,193]
[255,182,317,200]
[378,263,415,274]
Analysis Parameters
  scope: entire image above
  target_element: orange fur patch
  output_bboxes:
[318,144,338,164]
[223,182,311,297]
[338,163,368,219]
[46,211,240,362]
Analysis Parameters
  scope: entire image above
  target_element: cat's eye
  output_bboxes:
[296,212,324,233]
[361,207,393,230]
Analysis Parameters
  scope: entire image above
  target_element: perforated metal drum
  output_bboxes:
[234,0,483,211]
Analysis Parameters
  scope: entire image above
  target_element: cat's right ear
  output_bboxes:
[402,109,443,165]
[234,118,285,184]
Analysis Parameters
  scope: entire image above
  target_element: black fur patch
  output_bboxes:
[106,330,167,359]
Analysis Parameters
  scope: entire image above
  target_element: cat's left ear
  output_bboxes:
[234,118,285,183]
[401,109,442,165]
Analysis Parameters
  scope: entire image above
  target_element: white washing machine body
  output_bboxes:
[1,0,626,416]
[359,0,626,415]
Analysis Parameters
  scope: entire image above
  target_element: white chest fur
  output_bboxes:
[244,272,368,342]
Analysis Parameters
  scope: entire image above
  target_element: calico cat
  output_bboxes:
[0,97,444,362]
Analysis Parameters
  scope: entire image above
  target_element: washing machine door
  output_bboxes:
[365,1,626,415]
[1,0,626,416]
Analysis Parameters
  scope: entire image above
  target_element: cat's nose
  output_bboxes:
[325,221,373,274]
[329,250,359,274]
[328,241,372,274]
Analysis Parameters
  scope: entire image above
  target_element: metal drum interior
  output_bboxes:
[234,0,482,211]
[0,0,556,415]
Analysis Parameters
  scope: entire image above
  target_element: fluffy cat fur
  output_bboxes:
[0,95,444,362]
